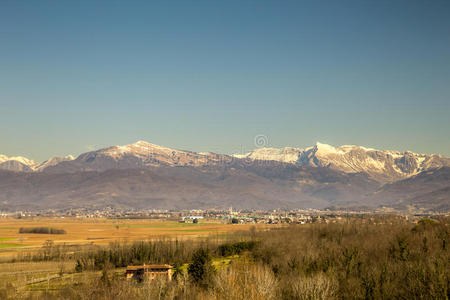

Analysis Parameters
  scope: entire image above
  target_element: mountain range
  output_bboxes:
[0,154,74,172]
[0,141,449,212]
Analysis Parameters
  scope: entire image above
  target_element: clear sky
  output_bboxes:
[1,0,449,161]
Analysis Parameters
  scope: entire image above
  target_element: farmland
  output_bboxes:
[0,215,448,299]
[0,217,263,259]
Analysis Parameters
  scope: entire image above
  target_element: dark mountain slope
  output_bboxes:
[367,167,450,212]
[0,164,378,211]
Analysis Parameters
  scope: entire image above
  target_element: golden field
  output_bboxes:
[0,217,262,258]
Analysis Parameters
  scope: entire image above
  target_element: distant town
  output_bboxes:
[1,206,446,223]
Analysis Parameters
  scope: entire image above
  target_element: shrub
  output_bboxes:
[217,241,258,257]
[282,273,337,300]
[19,227,66,234]
[214,262,277,300]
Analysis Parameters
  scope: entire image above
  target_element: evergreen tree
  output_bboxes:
[188,248,215,288]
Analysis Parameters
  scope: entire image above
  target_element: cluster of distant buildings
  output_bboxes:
[0,206,446,222]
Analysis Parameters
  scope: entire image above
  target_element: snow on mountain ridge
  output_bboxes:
[100,141,188,158]
[0,154,37,172]
[0,154,8,164]
[0,153,74,172]
[235,142,450,181]
[8,156,37,166]
[35,155,75,171]
[0,154,37,167]
[74,140,228,169]
[1,141,449,180]
[235,147,303,163]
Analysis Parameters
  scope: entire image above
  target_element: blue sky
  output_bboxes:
[1,0,449,161]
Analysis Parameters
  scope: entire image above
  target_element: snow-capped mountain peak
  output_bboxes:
[235,142,450,181]
[0,153,75,172]
[1,141,449,181]
[0,154,9,164]
[7,156,37,166]
[96,140,188,161]
[35,155,75,171]
[0,154,37,172]
[0,154,36,166]
[66,140,229,171]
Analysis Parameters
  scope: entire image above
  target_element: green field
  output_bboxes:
[0,243,26,249]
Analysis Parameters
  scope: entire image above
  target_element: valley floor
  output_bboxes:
[0,215,448,299]
[0,217,264,259]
